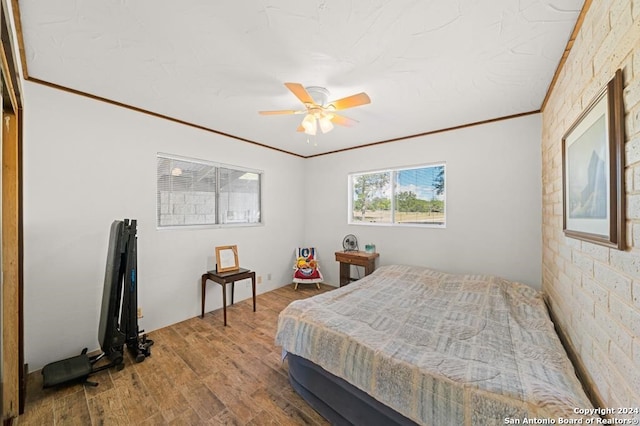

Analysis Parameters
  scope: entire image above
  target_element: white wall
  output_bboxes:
[23,82,306,370]
[22,81,543,371]
[304,114,543,288]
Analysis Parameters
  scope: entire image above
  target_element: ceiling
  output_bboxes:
[16,0,585,157]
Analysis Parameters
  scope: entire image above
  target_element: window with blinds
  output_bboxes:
[157,154,261,228]
[348,163,445,227]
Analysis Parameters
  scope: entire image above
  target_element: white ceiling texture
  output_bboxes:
[17,0,585,157]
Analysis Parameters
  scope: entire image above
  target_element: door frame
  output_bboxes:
[1,0,24,422]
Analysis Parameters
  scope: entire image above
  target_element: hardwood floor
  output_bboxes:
[17,284,334,425]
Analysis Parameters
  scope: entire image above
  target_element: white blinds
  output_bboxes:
[156,153,261,228]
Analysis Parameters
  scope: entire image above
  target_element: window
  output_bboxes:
[157,154,261,228]
[349,163,445,227]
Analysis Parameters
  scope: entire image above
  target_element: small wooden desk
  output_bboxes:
[335,251,379,286]
[201,268,256,326]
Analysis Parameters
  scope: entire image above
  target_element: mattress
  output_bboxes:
[286,352,418,425]
[275,264,595,425]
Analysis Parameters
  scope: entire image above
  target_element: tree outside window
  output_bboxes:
[349,164,445,227]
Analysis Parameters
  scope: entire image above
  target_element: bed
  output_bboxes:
[275,264,595,425]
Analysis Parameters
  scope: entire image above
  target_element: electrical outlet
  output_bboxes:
[137,307,143,319]
[257,276,262,284]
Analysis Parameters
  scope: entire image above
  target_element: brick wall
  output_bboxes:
[542,0,640,411]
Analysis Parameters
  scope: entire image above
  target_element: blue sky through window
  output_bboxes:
[396,165,444,201]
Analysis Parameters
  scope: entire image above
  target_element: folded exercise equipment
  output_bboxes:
[41,219,153,387]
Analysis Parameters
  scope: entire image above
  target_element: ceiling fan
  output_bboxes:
[259,82,371,135]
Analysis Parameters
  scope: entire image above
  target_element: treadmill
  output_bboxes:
[41,219,153,387]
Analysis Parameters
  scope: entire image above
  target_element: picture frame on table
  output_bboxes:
[562,69,626,250]
[215,245,239,273]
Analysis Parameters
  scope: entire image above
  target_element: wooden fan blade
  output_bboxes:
[327,92,370,110]
[330,114,358,127]
[259,109,299,115]
[296,125,305,132]
[284,82,315,105]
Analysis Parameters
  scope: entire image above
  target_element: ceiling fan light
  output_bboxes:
[301,114,317,135]
[319,116,334,133]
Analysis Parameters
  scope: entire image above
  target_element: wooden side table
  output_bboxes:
[201,267,256,326]
[335,251,379,286]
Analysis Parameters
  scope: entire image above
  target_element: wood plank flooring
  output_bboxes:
[16,284,334,425]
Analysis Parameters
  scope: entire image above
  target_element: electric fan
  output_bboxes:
[342,234,359,251]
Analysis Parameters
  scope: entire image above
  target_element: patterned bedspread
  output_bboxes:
[275,264,594,425]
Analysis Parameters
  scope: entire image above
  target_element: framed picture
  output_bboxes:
[215,245,239,272]
[562,69,626,250]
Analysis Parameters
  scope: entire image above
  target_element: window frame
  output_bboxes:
[156,153,263,230]
[348,162,446,228]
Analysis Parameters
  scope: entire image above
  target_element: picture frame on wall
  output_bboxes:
[562,69,626,250]
[215,245,239,273]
